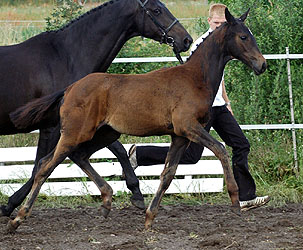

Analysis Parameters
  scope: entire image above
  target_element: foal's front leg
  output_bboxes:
[145,136,189,229]
[185,123,240,214]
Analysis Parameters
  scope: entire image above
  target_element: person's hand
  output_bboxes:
[226,102,234,116]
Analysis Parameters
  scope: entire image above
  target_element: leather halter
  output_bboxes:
[136,0,184,64]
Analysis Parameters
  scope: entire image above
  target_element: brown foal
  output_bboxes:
[8,8,266,232]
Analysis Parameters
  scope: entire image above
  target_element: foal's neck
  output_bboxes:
[187,27,229,99]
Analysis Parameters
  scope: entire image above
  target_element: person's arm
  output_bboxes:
[222,80,234,115]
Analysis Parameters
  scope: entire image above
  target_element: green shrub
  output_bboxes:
[199,0,303,180]
[107,37,181,75]
[45,0,84,31]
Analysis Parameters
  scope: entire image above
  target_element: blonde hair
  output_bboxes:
[209,3,227,18]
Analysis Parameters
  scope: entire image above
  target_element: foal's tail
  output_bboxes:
[10,89,65,130]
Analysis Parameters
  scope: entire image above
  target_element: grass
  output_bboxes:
[0,134,39,148]
[0,4,51,21]
[0,1,208,20]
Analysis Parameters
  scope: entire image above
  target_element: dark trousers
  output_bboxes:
[136,105,256,201]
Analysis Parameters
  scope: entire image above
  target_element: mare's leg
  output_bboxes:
[107,141,145,209]
[145,136,189,229]
[7,138,74,233]
[0,126,60,217]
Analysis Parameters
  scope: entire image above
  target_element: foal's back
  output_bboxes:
[61,65,210,137]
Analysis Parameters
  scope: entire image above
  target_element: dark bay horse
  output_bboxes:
[8,8,266,232]
[0,0,192,217]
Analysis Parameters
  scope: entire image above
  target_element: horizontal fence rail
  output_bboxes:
[26,54,302,132]
[111,54,303,63]
[110,53,303,169]
[0,143,224,196]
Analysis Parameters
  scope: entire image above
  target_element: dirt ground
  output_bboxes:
[1,203,303,250]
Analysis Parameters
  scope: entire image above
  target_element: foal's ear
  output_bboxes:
[239,8,250,22]
[225,8,236,25]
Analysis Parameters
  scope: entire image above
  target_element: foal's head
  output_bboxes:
[223,8,267,75]
[134,0,192,53]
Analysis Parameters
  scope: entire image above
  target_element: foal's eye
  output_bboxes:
[240,36,247,40]
[153,8,161,15]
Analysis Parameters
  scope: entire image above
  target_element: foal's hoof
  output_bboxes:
[231,204,241,216]
[6,220,18,234]
[100,206,111,218]
[144,218,153,230]
[130,196,145,210]
[144,210,155,230]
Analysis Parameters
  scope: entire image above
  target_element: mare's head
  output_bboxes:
[222,8,266,75]
[134,0,192,53]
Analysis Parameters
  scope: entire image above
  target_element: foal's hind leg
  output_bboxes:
[68,129,125,217]
[7,138,75,233]
[69,154,113,218]
[0,126,60,217]
[68,127,144,210]
[145,136,189,229]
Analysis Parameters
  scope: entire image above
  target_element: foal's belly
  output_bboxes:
[107,116,173,137]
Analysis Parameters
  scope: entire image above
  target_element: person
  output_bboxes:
[128,3,270,211]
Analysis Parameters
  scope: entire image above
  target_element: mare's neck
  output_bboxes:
[186,27,230,100]
[54,0,139,81]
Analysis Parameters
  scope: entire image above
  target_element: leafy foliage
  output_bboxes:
[206,0,303,124]
[45,0,84,31]
[107,37,181,75]
[203,0,303,179]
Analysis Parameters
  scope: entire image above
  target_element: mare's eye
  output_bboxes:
[240,36,247,40]
[153,8,161,15]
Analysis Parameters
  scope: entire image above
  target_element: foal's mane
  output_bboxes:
[48,0,122,33]
[187,22,228,62]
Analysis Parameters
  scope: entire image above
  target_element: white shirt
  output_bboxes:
[190,28,225,107]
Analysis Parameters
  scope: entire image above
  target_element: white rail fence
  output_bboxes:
[0,143,224,196]
[0,54,302,196]
[110,52,303,170]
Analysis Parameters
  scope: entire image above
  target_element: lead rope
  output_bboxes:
[174,50,184,64]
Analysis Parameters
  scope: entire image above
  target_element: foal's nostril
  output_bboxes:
[184,36,193,50]
[262,62,267,73]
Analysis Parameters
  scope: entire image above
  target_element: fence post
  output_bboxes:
[286,47,299,173]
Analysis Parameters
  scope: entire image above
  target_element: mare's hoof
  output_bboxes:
[130,196,145,210]
[0,216,10,225]
[121,171,126,180]
[6,220,17,234]
[231,204,241,216]
[100,206,111,218]
[0,205,9,217]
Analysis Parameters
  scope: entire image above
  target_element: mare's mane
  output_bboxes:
[48,0,122,33]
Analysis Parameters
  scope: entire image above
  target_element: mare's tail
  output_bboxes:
[10,89,65,131]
